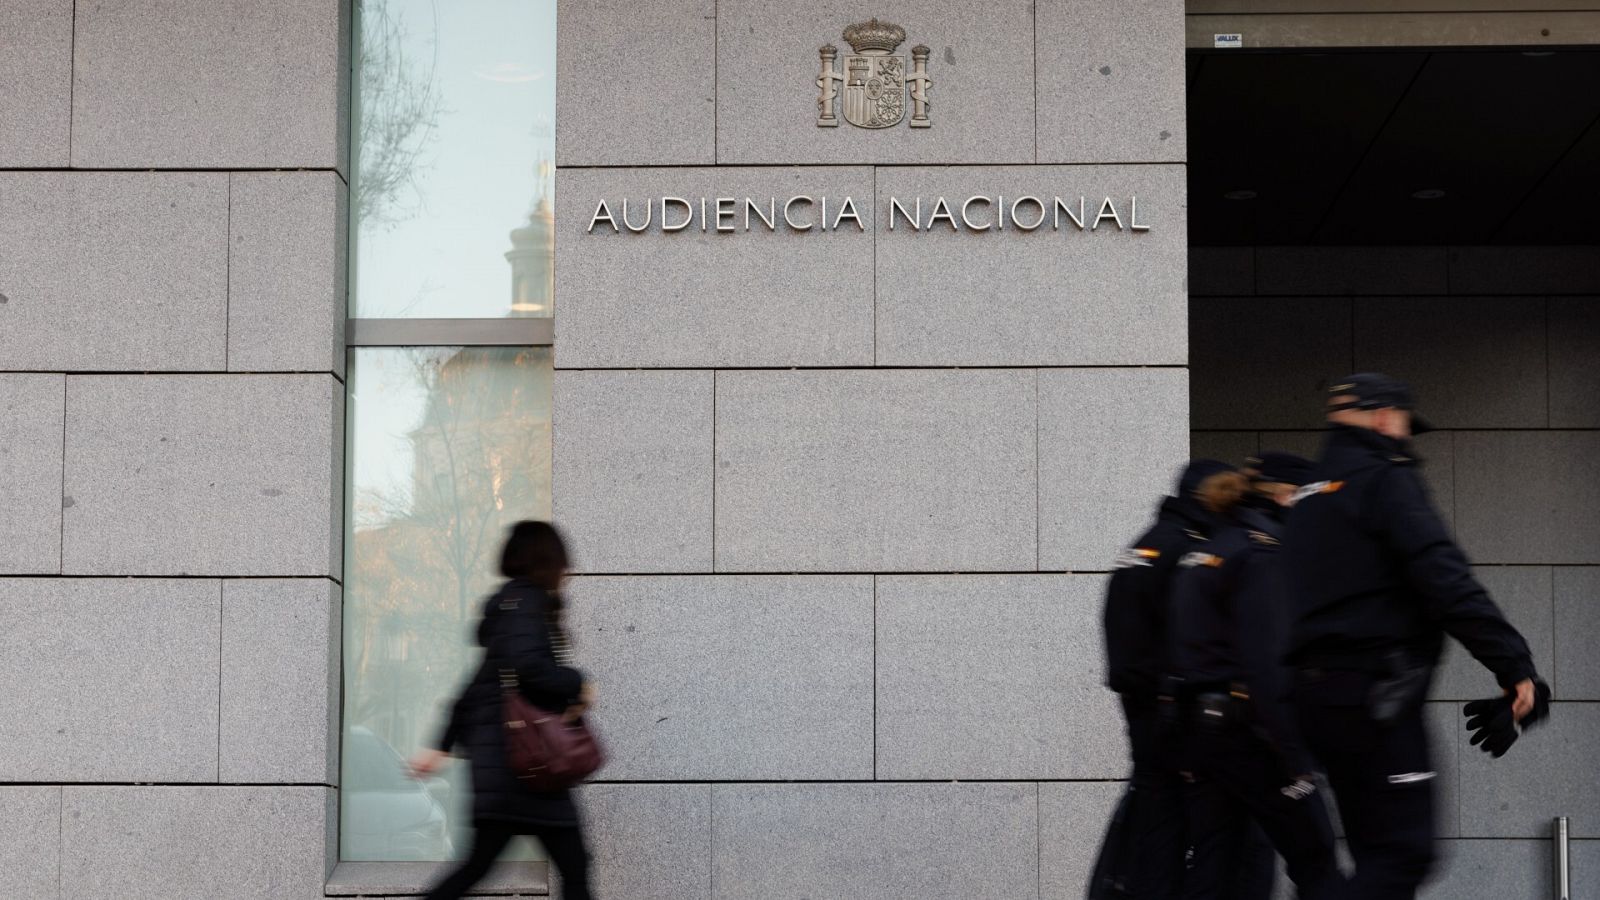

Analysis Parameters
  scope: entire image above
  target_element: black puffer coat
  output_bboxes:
[434,580,586,826]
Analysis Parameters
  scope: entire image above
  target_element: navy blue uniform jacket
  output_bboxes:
[1171,506,1310,774]
[1103,495,1215,700]
[1284,425,1536,688]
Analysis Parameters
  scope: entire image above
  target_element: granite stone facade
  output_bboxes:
[1,0,1185,891]
[551,1,1188,893]
[0,0,346,896]
[0,0,1587,897]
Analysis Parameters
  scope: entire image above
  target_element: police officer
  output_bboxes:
[1099,459,1228,898]
[1100,461,1273,896]
[1285,373,1551,899]
[1170,457,1344,900]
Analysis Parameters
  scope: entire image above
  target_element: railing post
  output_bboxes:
[1554,816,1571,900]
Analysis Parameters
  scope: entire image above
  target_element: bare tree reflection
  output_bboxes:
[356,0,446,228]
[347,348,552,756]
[345,0,558,862]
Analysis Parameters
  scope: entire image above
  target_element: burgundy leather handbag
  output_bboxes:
[500,669,606,790]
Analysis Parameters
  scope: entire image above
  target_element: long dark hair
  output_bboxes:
[499,521,570,611]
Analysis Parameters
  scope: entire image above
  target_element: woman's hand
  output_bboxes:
[564,682,598,722]
[408,748,448,779]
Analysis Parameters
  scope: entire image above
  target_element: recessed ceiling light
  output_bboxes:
[1224,189,1258,201]
[1411,188,1446,200]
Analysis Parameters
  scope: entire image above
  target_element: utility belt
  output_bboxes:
[1170,679,1256,733]
[1294,651,1387,674]
[1295,647,1431,726]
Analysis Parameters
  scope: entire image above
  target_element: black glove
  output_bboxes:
[1464,695,1518,758]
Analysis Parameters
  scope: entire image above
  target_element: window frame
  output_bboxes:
[333,337,556,892]
[336,1,560,889]
[345,318,555,347]
[333,336,557,888]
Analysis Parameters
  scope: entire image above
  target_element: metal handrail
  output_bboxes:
[1554,817,1571,900]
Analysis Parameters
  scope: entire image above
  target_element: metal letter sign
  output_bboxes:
[818,19,931,129]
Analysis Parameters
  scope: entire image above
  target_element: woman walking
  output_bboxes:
[409,521,598,900]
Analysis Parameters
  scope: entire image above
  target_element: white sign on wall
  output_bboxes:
[585,196,1153,234]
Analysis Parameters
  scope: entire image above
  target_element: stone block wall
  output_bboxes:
[0,0,347,897]
[554,1,1189,897]
[1192,245,1600,898]
[4,0,1589,895]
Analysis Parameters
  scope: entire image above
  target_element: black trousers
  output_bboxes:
[1296,671,1436,900]
[1182,775,1277,900]
[1120,697,1276,900]
[1119,698,1189,898]
[1187,724,1343,900]
[424,821,593,900]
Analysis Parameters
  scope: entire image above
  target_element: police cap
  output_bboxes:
[1178,458,1235,499]
[1326,372,1434,434]
[1245,451,1315,487]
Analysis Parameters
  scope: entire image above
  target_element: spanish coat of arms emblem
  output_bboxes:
[816,19,931,129]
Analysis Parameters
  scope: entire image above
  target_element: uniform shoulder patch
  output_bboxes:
[1290,480,1344,505]
[1178,551,1225,569]
[1113,547,1161,569]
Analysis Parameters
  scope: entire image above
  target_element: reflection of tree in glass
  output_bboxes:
[404,348,552,622]
[357,0,446,229]
[347,348,552,757]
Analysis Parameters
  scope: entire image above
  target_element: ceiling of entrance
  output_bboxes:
[1187,48,1600,245]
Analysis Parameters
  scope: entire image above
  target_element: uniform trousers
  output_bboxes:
[424,821,593,900]
[1121,697,1189,898]
[1121,696,1276,899]
[1186,722,1343,900]
[1296,669,1436,900]
[1183,776,1277,900]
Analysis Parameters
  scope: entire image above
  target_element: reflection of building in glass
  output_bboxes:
[346,348,552,771]
[402,347,554,618]
[506,184,555,316]
[345,159,555,860]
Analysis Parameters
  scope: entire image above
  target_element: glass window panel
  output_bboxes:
[353,0,556,318]
[342,346,552,862]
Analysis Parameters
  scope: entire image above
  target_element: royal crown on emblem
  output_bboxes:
[842,18,906,54]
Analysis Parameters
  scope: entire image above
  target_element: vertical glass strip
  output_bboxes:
[342,346,552,861]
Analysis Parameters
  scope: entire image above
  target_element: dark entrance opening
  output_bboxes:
[1186,43,1600,496]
